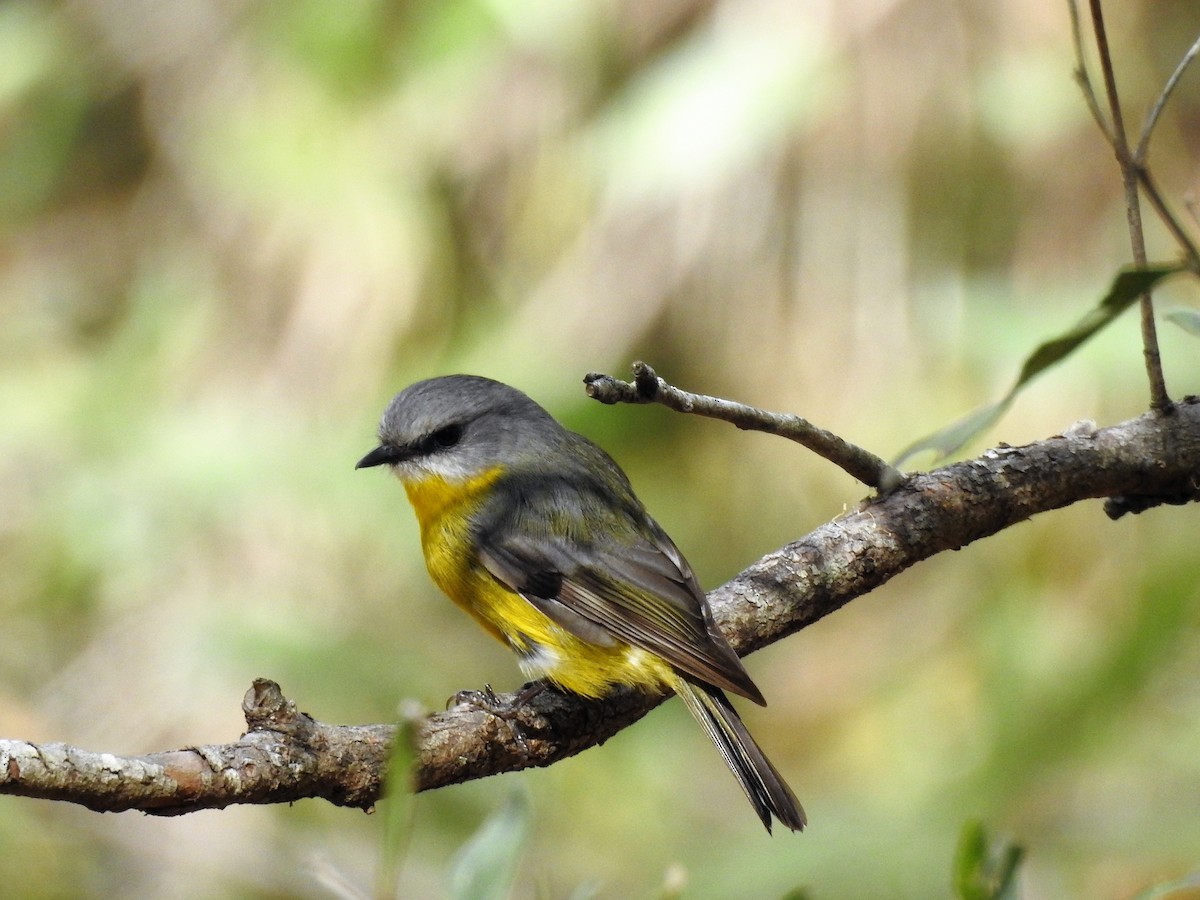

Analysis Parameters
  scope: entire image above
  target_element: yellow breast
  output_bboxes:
[399,467,676,698]
[401,466,503,616]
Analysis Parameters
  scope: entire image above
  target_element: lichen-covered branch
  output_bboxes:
[0,681,394,815]
[2,400,1198,814]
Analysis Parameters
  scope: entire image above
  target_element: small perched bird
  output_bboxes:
[357,375,805,832]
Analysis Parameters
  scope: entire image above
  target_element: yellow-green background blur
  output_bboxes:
[2,1,1199,897]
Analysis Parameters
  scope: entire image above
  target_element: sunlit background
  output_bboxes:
[2,0,1199,897]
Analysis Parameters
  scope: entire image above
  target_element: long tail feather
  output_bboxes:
[674,678,806,833]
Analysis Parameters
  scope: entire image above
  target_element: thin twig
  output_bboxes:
[1076,0,1200,274]
[584,362,905,491]
[1087,0,1170,410]
[1136,30,1200,164]
[1137,168,1200,274]
[1068,0,1114,141]
[1129,25,1200,275]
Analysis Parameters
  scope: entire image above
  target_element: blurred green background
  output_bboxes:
[2,1,1199,897]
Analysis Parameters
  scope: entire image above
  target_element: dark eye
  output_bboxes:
[429,424,463,450]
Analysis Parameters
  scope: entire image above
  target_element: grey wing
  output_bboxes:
[477,506,764,705]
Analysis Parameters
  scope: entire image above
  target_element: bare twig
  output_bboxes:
[1073,2,1200,274]
[1136,168,1200,274]
[1069,0,1115,141]
[584,362,905,492]
[1132,24,1200,274]
[1087,0,1169,410]
[1136,30,1200,163]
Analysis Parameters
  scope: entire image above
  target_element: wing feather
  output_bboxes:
[475,484,764,704]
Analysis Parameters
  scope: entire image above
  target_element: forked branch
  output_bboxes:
[1071,0,1200,408]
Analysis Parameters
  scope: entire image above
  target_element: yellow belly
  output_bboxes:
[402,469,676,699]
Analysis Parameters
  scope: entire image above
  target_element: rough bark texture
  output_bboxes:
[1,400,1197,814]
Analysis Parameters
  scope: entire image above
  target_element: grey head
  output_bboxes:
[356,375,568,481]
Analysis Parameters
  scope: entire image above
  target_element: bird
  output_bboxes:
[356,374,805,832]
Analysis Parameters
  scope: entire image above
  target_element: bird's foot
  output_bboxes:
[449,681,546,717]
[449,682,548,762]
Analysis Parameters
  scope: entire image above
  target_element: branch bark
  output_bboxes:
[584,361,905,491]
[2,400,1199,814]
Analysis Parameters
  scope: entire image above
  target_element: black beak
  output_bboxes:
[356,444,402,469]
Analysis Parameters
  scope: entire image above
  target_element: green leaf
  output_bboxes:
[1013,265,1182,386]
[1164,308,1200,337]
[896,263,1185,467]
[894,399,1011,471]
[448,791,531,900]
[953,821,1024,900]
[377,706,421,897]
[954,821,989,900]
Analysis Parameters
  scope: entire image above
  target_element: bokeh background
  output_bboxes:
[2,0,1199,897]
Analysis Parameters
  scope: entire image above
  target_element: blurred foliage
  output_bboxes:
[447,791,530,900]
[896,264,1187,466]
[1,0,1199,897]
[955,821,1023,900]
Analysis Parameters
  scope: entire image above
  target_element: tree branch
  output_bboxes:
[0,680,394,815]
[584,362,905,491]
[3,400,1199,814]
